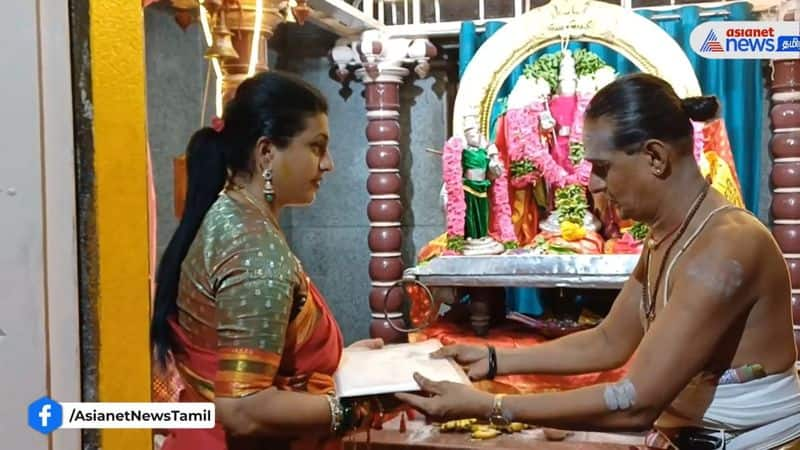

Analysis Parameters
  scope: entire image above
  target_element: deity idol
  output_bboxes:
[438,112,513,256]
[462,115,503,240]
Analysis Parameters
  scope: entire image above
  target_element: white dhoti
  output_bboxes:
[656,368,800,449]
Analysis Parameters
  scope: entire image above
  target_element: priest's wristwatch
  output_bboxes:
[488,394,512,428]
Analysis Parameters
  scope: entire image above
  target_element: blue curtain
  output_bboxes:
[458,3,764,315]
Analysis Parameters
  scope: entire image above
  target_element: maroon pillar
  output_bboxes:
[768,58,800,361]
[362,67,409,343]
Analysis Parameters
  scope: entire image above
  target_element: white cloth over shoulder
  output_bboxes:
[657,367,800,449]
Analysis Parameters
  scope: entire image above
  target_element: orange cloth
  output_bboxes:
[416,233,449,263]
[512,188,540,247]
[414,319,629,395]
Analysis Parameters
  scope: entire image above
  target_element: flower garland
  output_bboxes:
[505,49,607,190]
[505,93,591,189]
[488,148,517,244]
[442,137,466,251]
[561,84,596,186]
[505,103,547,188]
[523,129,591,189]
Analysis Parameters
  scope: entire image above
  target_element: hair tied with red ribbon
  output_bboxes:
[211,116,225,133]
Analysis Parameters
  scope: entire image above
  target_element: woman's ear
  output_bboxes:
[254,136,274,171]
[642,139,669,177]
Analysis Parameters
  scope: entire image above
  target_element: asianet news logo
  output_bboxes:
[690,22,800,59]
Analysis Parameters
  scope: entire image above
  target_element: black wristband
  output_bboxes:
[338,398,361,434]
[486,345,498,380]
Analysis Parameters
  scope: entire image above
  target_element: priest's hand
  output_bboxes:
[346,338,384,351]
[431,344,490,380]
[395,373,493,422]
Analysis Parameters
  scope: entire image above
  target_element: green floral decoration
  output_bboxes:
[446,235,465,252]
[523,53,560,93]
[522,49,609,93]
[510,160,537,178]
[569,142,585,165]
[574,49,606,76]
[555,184,588,226]
[629,222,650,241]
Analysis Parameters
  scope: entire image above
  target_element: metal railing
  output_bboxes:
[349,0,763,37]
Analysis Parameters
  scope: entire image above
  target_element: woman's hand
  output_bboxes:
[346,337,384,351]
[395,373,494,422]
[431,344,490,380]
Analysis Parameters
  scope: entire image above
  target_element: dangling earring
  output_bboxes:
[263,167,275,203]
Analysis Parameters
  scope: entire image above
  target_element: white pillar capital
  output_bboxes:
[330,32,437,83]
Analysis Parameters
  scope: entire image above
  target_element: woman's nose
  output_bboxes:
[320,151,334,172]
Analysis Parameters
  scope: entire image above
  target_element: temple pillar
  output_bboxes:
[769,57,800,360]
[362,66,409,343]
[331,32,436,342]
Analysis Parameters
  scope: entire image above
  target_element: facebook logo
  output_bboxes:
[27,396,63,434]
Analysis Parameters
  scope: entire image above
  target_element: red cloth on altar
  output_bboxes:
[413,319,629,395]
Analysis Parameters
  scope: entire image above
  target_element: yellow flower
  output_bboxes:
[560,221,586,241]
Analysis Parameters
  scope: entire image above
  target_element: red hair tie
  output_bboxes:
[211,116,225,133]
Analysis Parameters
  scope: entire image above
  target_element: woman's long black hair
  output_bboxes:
[150,71,328,366]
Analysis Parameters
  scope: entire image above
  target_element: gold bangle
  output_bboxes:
[325,392,344,434]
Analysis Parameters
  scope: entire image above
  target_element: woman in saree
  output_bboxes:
[151,71,380,450]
